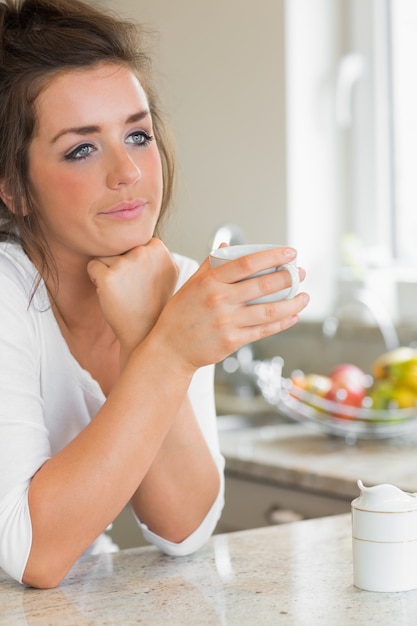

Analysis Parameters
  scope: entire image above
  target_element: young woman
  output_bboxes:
[0,0,309,588]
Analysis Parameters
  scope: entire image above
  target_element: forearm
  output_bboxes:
[130,395,221,543]
[22,248,308,588]
[23,335,193,588]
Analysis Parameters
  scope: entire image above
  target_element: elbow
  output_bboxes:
[22,553,71,589]
[22,566,67,589]
[23,576,62,590]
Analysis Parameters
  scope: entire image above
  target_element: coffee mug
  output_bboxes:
[209,243,300,305]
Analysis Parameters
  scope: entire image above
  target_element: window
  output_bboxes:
[285,0,417,323]
[390,0,417,264]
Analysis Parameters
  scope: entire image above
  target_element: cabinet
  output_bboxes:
[216,472,351,533]
[108,472,352,549]
[108,505,148,549]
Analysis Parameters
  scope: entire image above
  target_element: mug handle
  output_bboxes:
[277,263,299,299]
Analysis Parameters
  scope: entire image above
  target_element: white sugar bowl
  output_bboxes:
[352,479,417,592]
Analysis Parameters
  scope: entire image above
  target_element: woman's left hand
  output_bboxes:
[87,238,178,355]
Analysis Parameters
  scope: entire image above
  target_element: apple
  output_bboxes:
[368,380,394,410]
[324,384,366,408]
[329,364,369,390]
[322,364,370,418]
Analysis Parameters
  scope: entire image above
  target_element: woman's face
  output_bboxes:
[27,63,163,264]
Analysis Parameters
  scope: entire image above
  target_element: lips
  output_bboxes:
[99,200,147,220]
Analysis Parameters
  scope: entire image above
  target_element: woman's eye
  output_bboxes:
[64,144,94,161]
[126,131,154,146]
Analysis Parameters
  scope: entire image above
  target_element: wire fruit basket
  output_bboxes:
[253,358,417,443]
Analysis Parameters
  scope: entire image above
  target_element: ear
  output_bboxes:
[0,180,27,215]
[0,180,13,209]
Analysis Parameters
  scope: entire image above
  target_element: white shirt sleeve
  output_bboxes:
[0,269,51,583]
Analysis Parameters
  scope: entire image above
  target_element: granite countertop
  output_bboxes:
[218,418,417,499]
[3,514,417,625]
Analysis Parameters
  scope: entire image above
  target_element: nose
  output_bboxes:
[106,148,141,188]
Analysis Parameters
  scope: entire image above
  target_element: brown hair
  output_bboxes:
[0,0,175,286]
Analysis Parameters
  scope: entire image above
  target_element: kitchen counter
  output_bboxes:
[218,417,417,500]
[3,514,417,625]
[109,412,417,548]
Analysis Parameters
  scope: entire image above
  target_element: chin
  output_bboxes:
[110,238,154,256]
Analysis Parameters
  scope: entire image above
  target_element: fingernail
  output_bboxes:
[301,293,310,305]
[284,247,296,259]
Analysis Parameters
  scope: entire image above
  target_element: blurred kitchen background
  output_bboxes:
[91,0,417,546]
[95,0,417,365]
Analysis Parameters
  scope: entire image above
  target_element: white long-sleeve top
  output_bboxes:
[0,241,225,584]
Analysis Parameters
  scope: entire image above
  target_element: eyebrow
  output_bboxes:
[50,110,151,144]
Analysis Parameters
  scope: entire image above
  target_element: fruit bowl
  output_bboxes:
[253,358,417,443]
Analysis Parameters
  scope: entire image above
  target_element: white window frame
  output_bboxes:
[285,0,417,325]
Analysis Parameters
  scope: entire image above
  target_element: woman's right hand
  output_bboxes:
[152,246,309,375]
[87,238,178,355]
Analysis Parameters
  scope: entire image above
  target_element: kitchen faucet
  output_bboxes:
[322,287,400,352]
[209,222,246,250]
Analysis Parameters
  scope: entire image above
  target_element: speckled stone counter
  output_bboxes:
[218,420,417,499]
[2,514,417,625]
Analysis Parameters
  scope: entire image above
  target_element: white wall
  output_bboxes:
[100,0,287,262]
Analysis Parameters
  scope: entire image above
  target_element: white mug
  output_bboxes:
[209,243,300,305]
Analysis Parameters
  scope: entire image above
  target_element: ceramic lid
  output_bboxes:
[352,479,417,512]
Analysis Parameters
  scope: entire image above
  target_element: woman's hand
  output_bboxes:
[87,238,178,355]
[153,246,309,375]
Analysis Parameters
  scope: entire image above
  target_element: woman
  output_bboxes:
[0,0,309,588]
